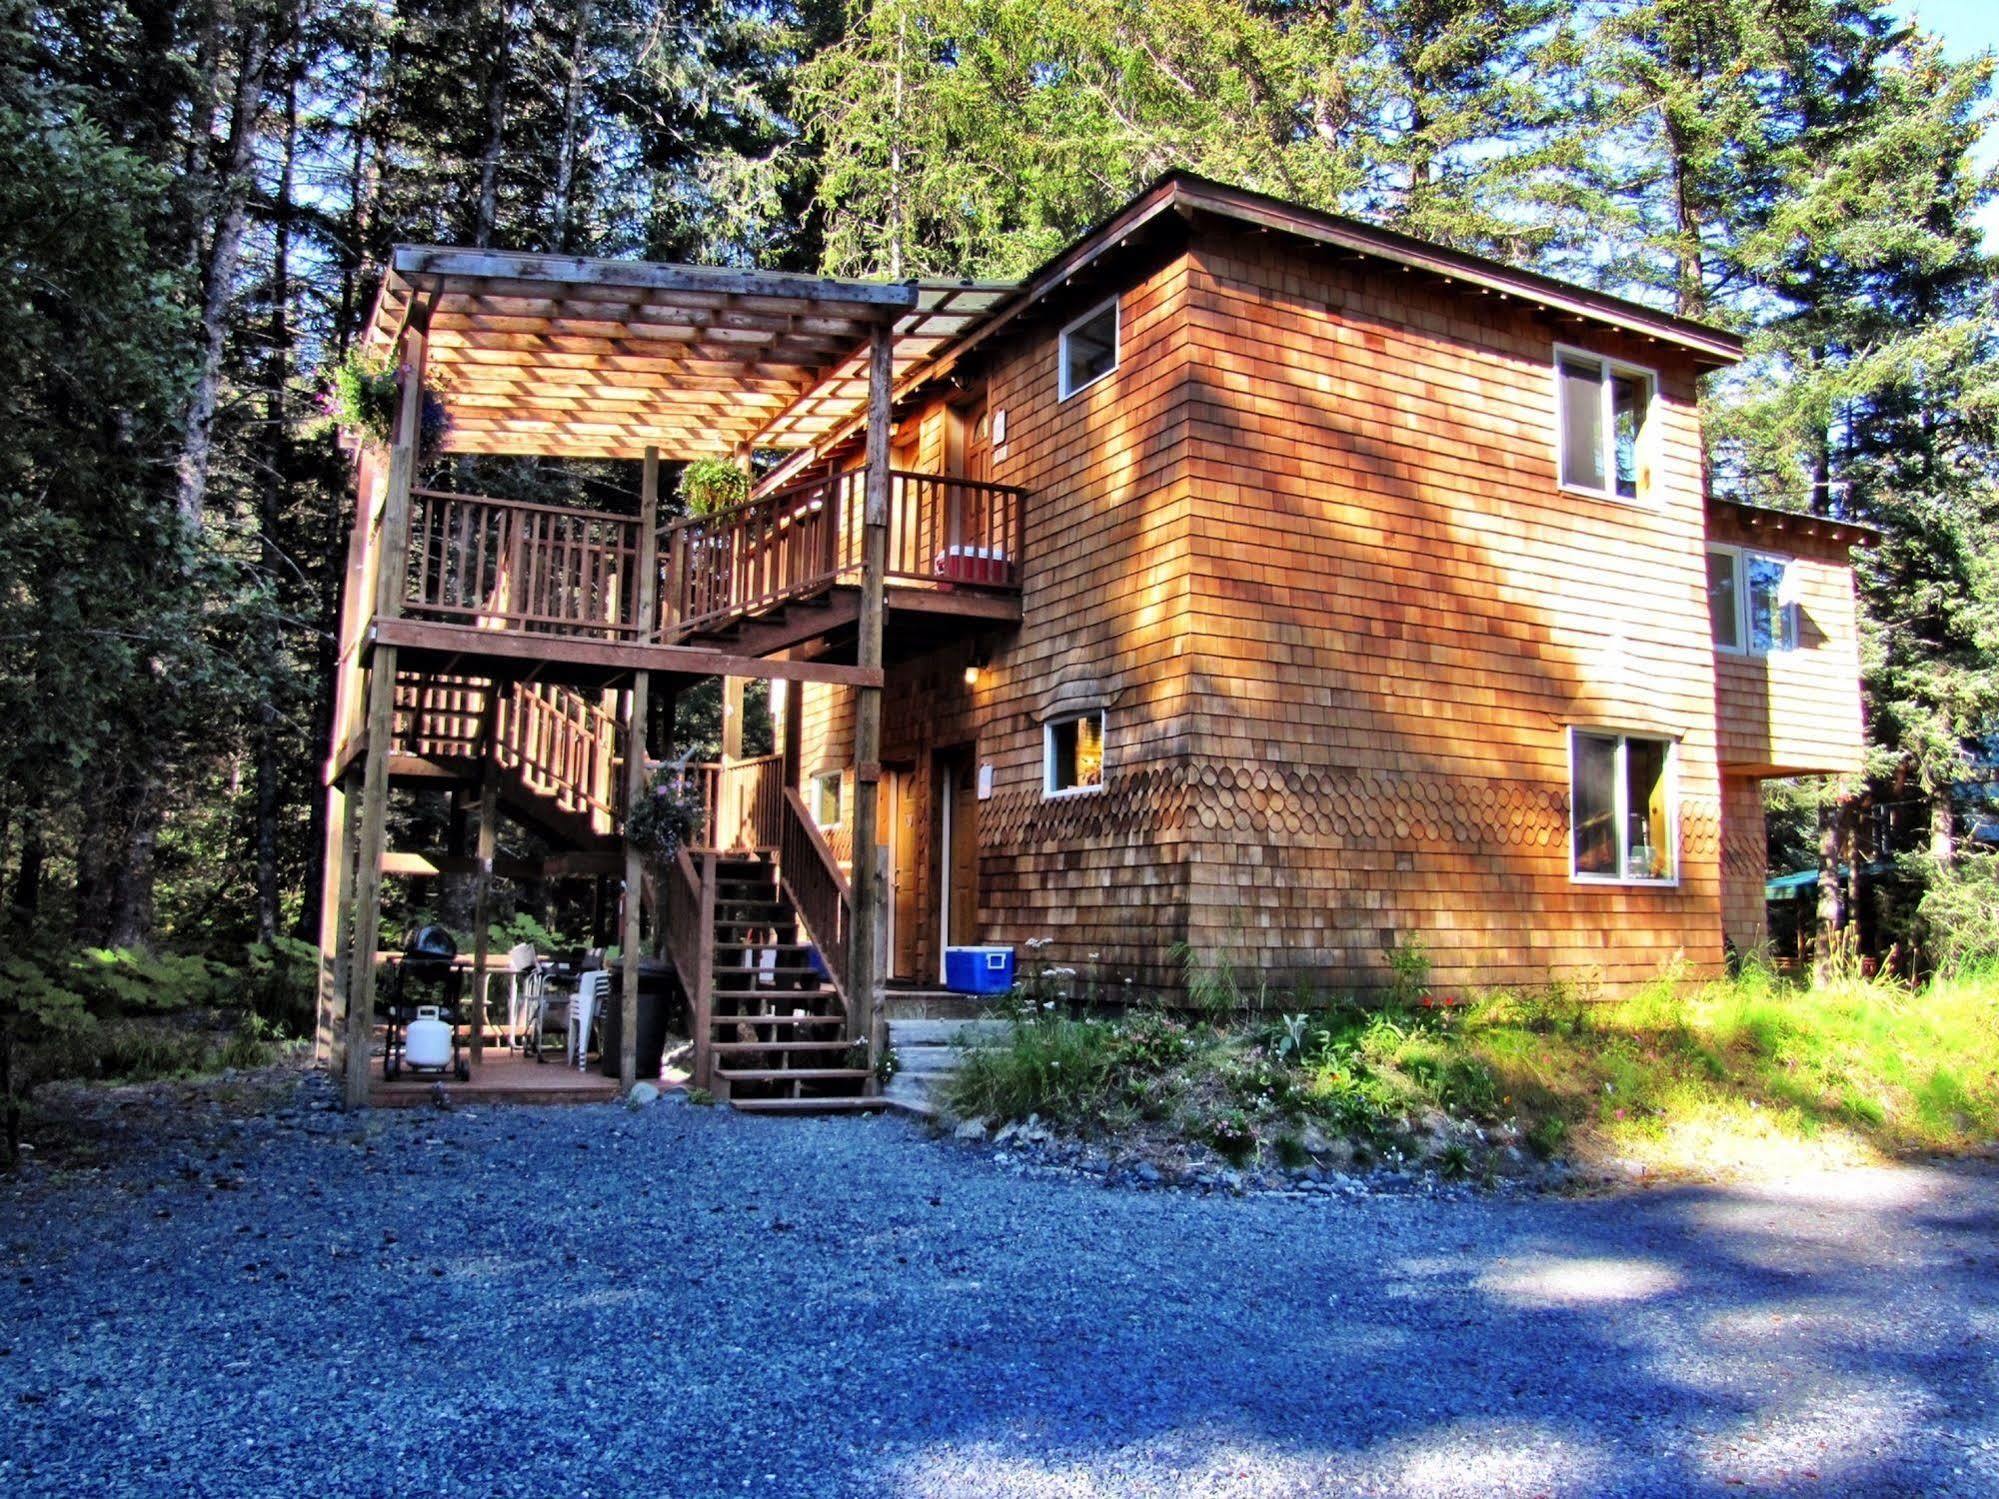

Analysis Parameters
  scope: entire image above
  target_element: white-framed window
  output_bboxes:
[1569,728,1678,885]
[1043,710,1105,796]
[1705,544,1798,654]
[1058,296,1119,401]
[1555,346,1656,503]
[810,771,843,828]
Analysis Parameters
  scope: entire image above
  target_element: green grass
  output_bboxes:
[943,965,1999,1177]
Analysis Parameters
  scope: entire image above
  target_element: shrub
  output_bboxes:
[1916,853,1999,978]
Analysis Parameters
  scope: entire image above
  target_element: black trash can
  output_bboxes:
[599,969,678,1081]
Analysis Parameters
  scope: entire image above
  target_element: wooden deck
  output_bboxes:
[369,1050,635,1106]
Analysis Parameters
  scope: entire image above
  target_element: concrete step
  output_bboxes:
[728,1095,883,1116]
[883,1015,1011,1116]
[889,1017,1011,1048]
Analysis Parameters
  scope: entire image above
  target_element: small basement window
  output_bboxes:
[1044,710,1105,796]
[810,771,842,828]
[1706,545,1797,654]
[1571,729,1676,884]
[1557,347,1655,502]
[1058,297,1119,400]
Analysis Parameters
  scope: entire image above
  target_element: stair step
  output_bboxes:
[728,1095,883,1115]
[714,941,814,953]
[710,1041,855,1055]
[710,1012,846,1027]
[713,964,822,979]
[713,1067,870,1082]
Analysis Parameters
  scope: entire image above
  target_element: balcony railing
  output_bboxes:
[369,469,1021,657]
[663,468,1025,635]
[404,488,640,639]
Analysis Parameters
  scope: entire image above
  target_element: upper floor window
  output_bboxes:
[1044,710,1105,796]
[1571,728,1677,884]
[1557,348,1655,502]
[1059,297,1119,400]
[810,771,843,828]
[1706,545,1797,654]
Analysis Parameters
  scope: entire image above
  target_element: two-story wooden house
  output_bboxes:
[318,174,1870,1111]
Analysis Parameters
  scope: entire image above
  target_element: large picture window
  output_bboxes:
[1557,348,1655,502]
[1570,729,1676,883]
[1058,297,1119,400]
[1706,545,1797,654]
[1044,710,1105,796]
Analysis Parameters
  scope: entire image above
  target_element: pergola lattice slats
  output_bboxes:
[365,246,1015,462]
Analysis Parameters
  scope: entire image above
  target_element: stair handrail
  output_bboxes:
[494,683,624,834]
[666,846,717,1089]
[777,787,852,1007]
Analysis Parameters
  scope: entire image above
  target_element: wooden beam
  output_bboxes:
[846,321,892,1057]
[467,732,500,1067]
[344,313,427,1110]
[620,448,661,1095]
[315,774,356,1068]
[542,850,626,878]
[393,246,920,309]
[367,617,886,688]
[380,850,538,881]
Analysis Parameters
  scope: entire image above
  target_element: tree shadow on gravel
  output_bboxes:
[3,1103,1997,1498]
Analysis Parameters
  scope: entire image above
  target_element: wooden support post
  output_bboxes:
[691,854,717,1092]
[619,448,661,1094]
[846,318,893,1049]
[343,656,398,1109]
[342,308,428,1110]
[315,774,356,1067]
[720,675,744,846]
[778,680,801,793]
[467,751,498,1065]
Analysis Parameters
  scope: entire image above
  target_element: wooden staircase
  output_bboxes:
[701,852,877,1113]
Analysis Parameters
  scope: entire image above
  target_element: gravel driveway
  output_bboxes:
[4,1084,1997,1497]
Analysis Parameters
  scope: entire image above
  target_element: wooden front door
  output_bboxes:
[934,747,979,981]
[876,770,921,980]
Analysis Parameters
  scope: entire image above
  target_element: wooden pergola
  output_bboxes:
[322,249,1016,1108]
[367,247,1012,459]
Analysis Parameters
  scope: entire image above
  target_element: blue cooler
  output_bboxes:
[944,945,1015,995]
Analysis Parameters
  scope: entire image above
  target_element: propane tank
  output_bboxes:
[405,1006,453,1069]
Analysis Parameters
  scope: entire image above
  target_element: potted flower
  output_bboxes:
[625,767,706,869]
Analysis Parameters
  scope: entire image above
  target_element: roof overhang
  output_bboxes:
[363,246,1012,460]
[904,173,1745,409]
[1707,495,1880,551]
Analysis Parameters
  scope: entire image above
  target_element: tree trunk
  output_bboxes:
[1811,794,1843,980]
[9,818,41,933]
[174,16,272,532]
[253,60,300,945]
[550,0,594,252]
[473,6,514,249]
[1930,784,1956,866]
[333,21,380,359]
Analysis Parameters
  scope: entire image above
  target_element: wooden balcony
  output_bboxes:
[662,468,1026,649]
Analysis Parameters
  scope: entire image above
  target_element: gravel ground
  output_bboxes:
[3,1076,1998,1498]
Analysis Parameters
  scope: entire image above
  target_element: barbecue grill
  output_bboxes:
[381,925,470,1081]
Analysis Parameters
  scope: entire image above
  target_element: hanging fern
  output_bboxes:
[324,347,449,460]
[676,457,751,517]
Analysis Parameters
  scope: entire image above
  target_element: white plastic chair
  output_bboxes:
[569,970,610,1070]
[505,943,543,1052]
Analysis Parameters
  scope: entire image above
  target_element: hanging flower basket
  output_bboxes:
[324,347,450,461]
[626,767,707,867]
[676,457,751,517]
